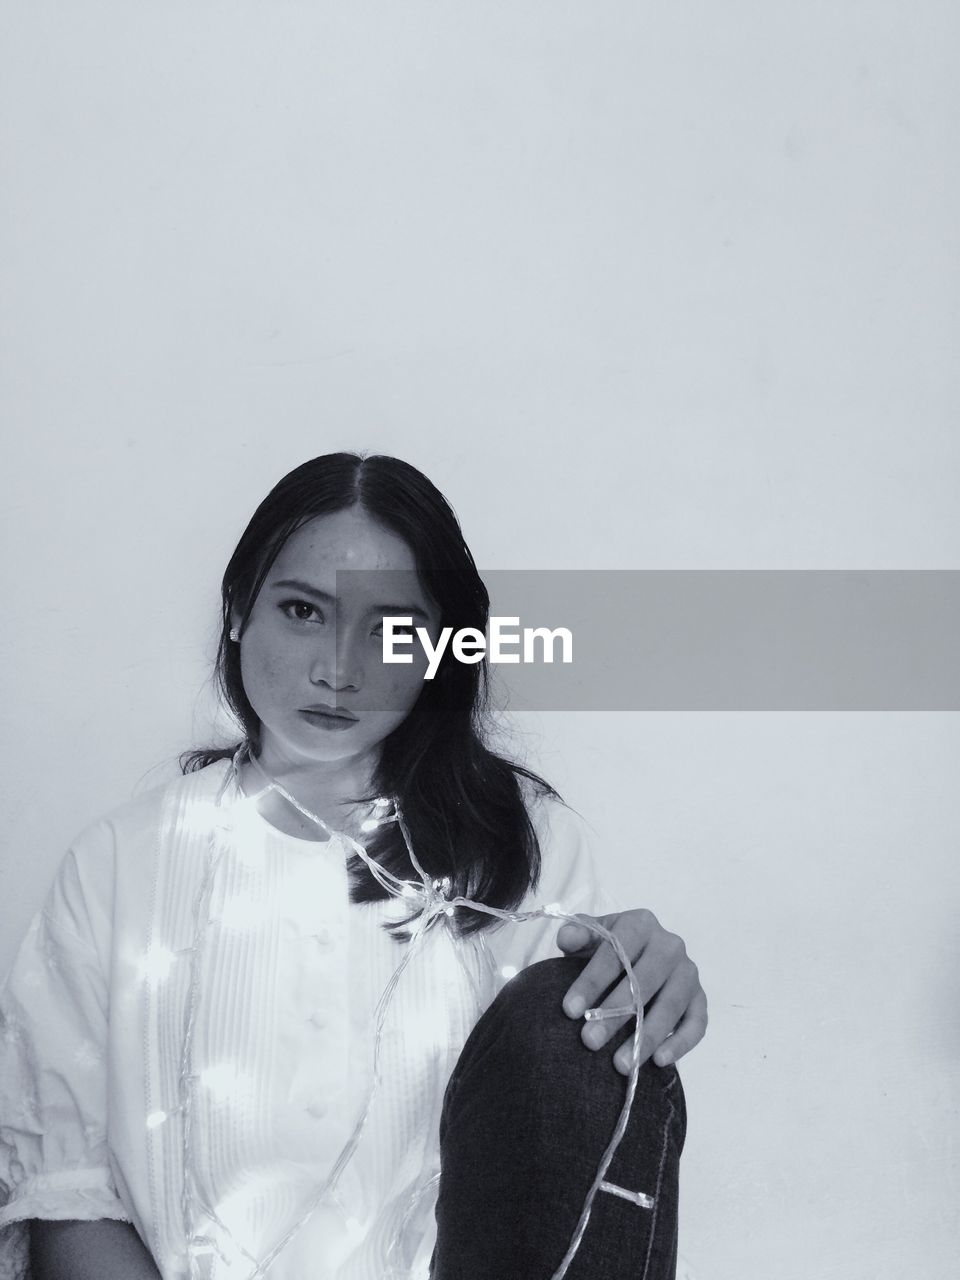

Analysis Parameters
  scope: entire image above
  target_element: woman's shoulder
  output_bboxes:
[44,760,234,943]
[514,773,613,905]
[481,775,613,969]
[72,758,233,856]
[517,773,601,851]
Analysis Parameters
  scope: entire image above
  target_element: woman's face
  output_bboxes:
[234,507,442,772]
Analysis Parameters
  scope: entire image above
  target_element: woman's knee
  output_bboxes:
[491,955,585,1044]
[476,957,685,1143]
[439,956,686,1277]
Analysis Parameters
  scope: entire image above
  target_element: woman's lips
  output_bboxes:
[299,708,358,730]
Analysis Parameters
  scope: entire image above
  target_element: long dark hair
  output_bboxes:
[182,452,561,940]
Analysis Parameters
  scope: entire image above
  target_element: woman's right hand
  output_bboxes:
[30,1219,161,1280]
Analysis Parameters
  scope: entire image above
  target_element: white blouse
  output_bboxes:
[0,760,611,1280]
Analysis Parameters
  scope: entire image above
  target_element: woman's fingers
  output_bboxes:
[560,909,658,1019]
[585,953,697,1062]
[615,982,709,1073]
[572,920,690,1050]
[650,987,709,1067]
[555,914,601,956]
[577,955,668,1051]
[558,908,708,1069]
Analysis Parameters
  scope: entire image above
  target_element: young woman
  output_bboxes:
[0,453,706,1280]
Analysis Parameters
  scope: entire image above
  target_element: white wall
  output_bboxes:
[1,4,957,1277]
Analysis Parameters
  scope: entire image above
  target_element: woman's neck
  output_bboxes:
[239,742,383,842]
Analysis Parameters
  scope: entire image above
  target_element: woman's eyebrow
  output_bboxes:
[271,578,432,621]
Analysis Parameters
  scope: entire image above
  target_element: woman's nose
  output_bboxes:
[308,631,362,691]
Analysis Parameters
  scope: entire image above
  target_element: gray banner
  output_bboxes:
[335,570,960,710]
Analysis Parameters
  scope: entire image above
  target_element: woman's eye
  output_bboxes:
[280,599,323,623]
[373,621,415,636]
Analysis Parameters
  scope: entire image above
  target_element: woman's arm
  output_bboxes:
[30,1219,161,1280]
[497,794,709,1072]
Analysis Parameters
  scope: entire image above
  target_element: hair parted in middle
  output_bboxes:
[182,451,562,941]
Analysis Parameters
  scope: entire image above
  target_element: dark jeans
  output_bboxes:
[431,957,686,1280]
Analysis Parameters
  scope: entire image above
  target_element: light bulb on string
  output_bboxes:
[137,944,177,985]
[216,894,267,934]
[199,1063,255,1106]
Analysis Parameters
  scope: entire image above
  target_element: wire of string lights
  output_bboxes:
[153,746,647,1279]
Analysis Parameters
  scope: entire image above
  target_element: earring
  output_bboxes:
[229,627,240,642]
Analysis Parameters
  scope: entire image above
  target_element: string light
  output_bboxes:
[343,1215,364,1243]
[584,1004,638,1023]
[216,895,268,933]
[137,944,177,984]
[199,1064,255,1105]
[598,1180,655,1210]
[151,744,647,1280]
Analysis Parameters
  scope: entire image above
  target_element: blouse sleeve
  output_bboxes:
[481,789,617,986]
[0,839,130,1278]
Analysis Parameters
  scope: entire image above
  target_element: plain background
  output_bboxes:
[1,3,958,1277]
